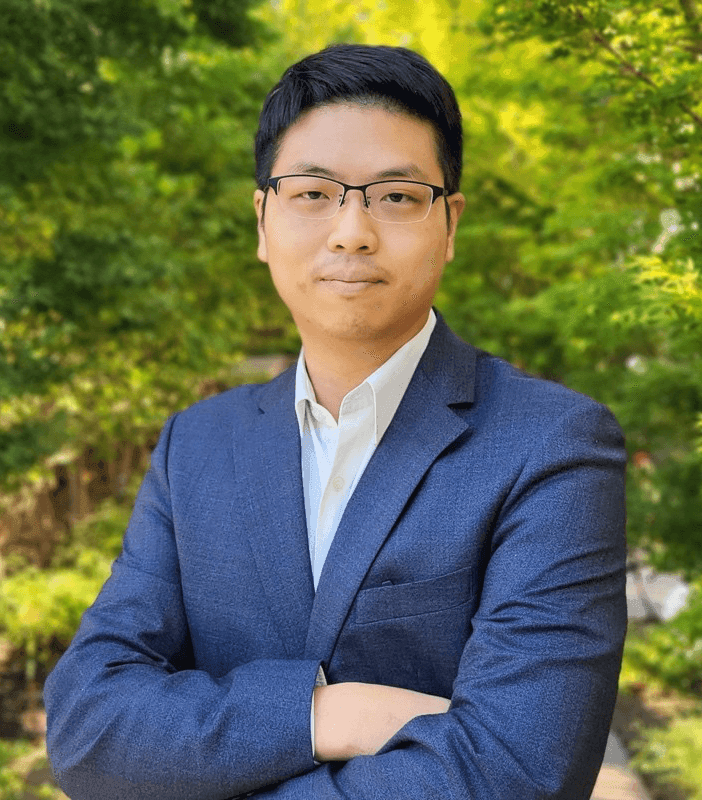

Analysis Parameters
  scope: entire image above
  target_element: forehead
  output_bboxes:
[271,102,443,184]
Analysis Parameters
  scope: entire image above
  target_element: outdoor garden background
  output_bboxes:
[1,1,701,797]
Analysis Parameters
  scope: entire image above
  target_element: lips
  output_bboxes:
[318,277,383,295]
[321,278,382,284]
[319,271,383,284]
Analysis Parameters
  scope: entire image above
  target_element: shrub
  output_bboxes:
[620,577,702,695]
[0,558,111,681]
[634,715,702,800]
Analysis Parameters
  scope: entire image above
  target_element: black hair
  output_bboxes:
[254,44,463,194]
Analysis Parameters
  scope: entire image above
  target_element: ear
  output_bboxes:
[444,192,465,263]
[253,189,268,263]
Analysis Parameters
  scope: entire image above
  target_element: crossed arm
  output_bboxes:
[44,401,627,800]
[312,683,450,762]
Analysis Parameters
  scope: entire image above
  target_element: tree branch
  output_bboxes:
[574,10,702,129]
[678,0,701,39]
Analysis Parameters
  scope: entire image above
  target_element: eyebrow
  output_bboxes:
[285,162,432,182]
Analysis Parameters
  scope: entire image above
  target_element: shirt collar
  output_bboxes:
[294,309,436,445]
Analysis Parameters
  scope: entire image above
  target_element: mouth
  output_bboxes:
[321,278,382,283]
[318,278,384,294]
[319,272,383,281]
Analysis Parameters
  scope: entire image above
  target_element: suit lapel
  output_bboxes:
[233,366,314,658]
[304,313,477,663]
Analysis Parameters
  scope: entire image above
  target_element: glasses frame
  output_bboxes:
[265,174,449,223]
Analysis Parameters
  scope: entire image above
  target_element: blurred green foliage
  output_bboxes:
[621,578,702,694]
[0,563,110,678]
[0,486,134,681]
[634,714,702,800]
[0,738,34,800]
[1,0,295,500]
[618,575,702,797]
[0,738,59,798]
[0,0,269,184]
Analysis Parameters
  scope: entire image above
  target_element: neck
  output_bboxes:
[300,315,429,422]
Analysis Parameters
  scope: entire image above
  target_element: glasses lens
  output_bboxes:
[366,181,432,223]
[276,176,342,219]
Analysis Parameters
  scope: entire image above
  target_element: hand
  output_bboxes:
[313,682,450,762]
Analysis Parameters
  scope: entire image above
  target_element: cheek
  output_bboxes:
[395,232,447,275]
[268,222,322,260]
[265,233,314,298]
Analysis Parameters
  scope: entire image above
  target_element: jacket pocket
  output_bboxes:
[354,565,473,624]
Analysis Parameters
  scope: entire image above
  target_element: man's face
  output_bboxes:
[253,103,465,353]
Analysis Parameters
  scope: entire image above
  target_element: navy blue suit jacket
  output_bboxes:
[45,312,627,799]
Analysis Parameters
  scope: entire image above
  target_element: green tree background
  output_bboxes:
[0,0,701,795]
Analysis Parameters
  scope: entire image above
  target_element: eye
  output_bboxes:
[299,190,328,201]
[380,189,421,204]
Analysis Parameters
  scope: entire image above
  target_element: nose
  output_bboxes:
[326,189,378,253]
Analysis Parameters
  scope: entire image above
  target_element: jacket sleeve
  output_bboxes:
[247,401,628,800]
[43,413,322,800]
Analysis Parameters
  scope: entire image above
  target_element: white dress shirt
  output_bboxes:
[294,308,437,588]
[293,309,436,756]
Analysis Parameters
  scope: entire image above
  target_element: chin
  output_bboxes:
[327,320,382,341]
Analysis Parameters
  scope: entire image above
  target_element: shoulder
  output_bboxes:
[177,381,262,427]
[469,348,624,449]
[474,349,593,411]
[424,314,614,428]
[158,367,293,451]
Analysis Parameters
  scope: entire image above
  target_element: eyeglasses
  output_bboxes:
[265,174,448,224]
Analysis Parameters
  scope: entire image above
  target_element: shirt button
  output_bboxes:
[332,476,345,492]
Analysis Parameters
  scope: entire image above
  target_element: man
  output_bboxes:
[44,44,627,800]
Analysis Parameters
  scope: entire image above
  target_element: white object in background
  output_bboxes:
[628,566,691,622]
[658,581,692,622]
